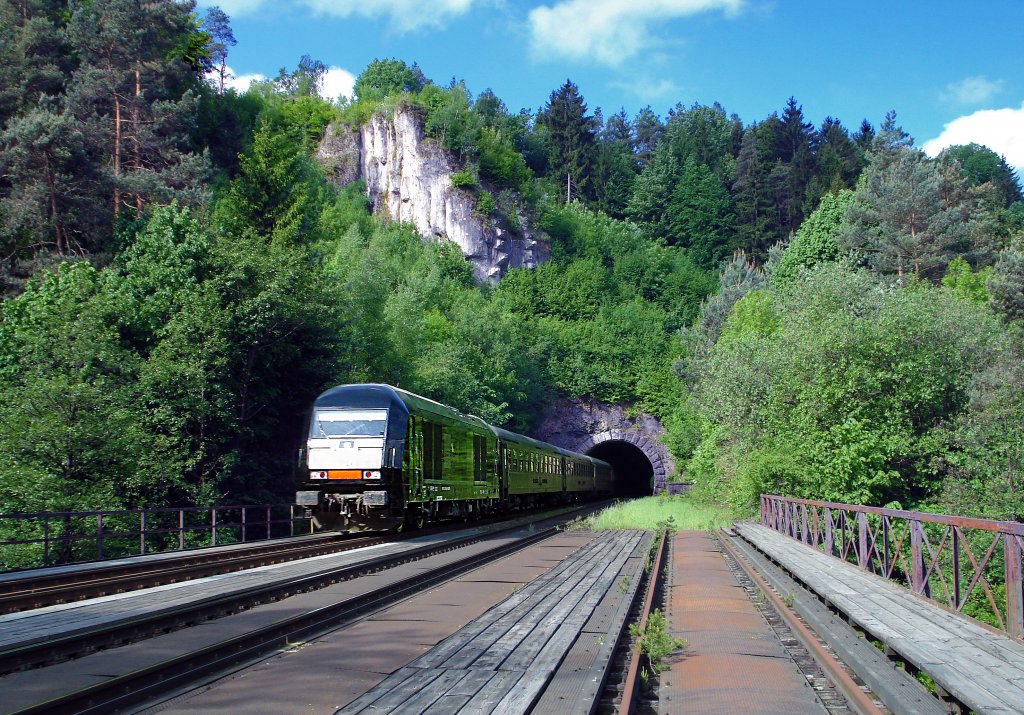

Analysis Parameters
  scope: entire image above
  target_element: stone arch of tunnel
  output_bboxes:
[574,430,667,497]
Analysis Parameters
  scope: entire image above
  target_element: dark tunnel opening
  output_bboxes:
[586,440,655,498]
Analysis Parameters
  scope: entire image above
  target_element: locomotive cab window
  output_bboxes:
[310,409,387,438]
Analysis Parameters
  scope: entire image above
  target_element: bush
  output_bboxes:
[450,170,475,189]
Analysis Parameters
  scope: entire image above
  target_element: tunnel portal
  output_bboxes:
[586,439,656,497]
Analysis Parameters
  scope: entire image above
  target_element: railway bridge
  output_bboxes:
[0,495,1022,714]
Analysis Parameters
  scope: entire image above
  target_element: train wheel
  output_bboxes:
[404,505,426,530]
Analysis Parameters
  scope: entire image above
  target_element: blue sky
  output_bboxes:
[202,0,1024,173]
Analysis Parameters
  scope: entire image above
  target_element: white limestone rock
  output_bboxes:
[318,105,547,283]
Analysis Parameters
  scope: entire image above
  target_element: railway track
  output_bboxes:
[0,504,584,615]
[719,528,946,715]
[0,532,380,614]
[3,510,945,715]
[1,507,602,714]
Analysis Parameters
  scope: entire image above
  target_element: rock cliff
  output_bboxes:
[318,106,547,283]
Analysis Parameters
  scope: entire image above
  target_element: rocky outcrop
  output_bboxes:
[530,396,675,493]
[317,106,547,283]
[317,124,361,186]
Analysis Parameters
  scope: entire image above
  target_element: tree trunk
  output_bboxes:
[113,92,121,217]
[132,69,142,216]
[42,151,65,255]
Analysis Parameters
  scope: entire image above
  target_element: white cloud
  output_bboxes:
[940,76,1004,106]
[206,65,355,103]
[321,67,356,103]
[609,76,680,101]
[203,0,475,31]
[528,0,743,66]
[302,0,475,32]
[205,65,267,92]
[924,102,1024,176]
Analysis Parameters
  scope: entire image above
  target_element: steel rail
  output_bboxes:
[718,530,885,715]
[0,533,371,613]
[0,504,584,614]
[8,521,570,715]
[618,530,666,714]
[0,505,600,676]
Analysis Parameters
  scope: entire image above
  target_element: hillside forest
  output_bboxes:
[1,1,1022,533]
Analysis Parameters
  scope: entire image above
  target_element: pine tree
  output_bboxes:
[732,124,777,257]
[853,119,874,151]
[841,147,975,281]
[776,97,818,230]
[626,149,679,240]
[540,80,597,202]
[668,158,735,269]
[203,6,236,94]
[804,117,863,213]
[632,106,663,168]
[593,109,637,218]
[65,0,210,227]
[0,101,96,257]
[988,235,1024,321]
[662,102,736,182]
[0,0,81,261]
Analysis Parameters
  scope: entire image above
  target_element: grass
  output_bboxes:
[580,495,733,531]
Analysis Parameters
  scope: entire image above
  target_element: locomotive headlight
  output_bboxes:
[363,470,381,479]
[311,471,327,480]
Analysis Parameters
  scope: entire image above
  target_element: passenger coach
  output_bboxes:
[297,384,614,531]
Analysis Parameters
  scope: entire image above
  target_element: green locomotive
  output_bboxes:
[297,384,614,531]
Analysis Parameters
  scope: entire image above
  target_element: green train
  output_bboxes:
[296,384,615,531]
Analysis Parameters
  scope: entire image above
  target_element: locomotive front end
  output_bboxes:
[297,385,408,531]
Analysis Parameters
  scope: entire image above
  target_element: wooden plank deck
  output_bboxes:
[337,530,650,715]
[736,522,1024,715]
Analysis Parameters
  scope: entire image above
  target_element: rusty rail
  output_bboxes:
[719,532,885,715]
[620,530,667,714]
[761,494,1024,639]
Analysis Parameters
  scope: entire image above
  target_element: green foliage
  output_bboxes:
[477,127,532,190]
[840,147,976,281]
[450,170,475,188]
[942,257,991,304]
[939,143,1023,209]
[988,235,1024,322]
[0,202,347,519]
[687,264,1014,510]
[0,262,139,513]
[629,609,686,675]
[353,58,427,102]
[771,189,853,286]
[219,121,326,245]
[540,80,597,201]
[717,290,778,345]
[475,190,495,217]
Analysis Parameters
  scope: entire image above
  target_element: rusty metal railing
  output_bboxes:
[760,494,1024,639]
[0,504,313,572]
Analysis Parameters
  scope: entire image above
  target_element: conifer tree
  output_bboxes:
[732,124,777,257]
[540,80,597,202]
[65,0,209,227]
[632,106,663,168]
[841,146,975,281]
[203,6,236,94]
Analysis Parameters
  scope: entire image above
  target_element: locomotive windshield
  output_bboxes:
[310,409,388,438]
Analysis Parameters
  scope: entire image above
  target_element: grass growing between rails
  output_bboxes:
[577,495,733,531]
